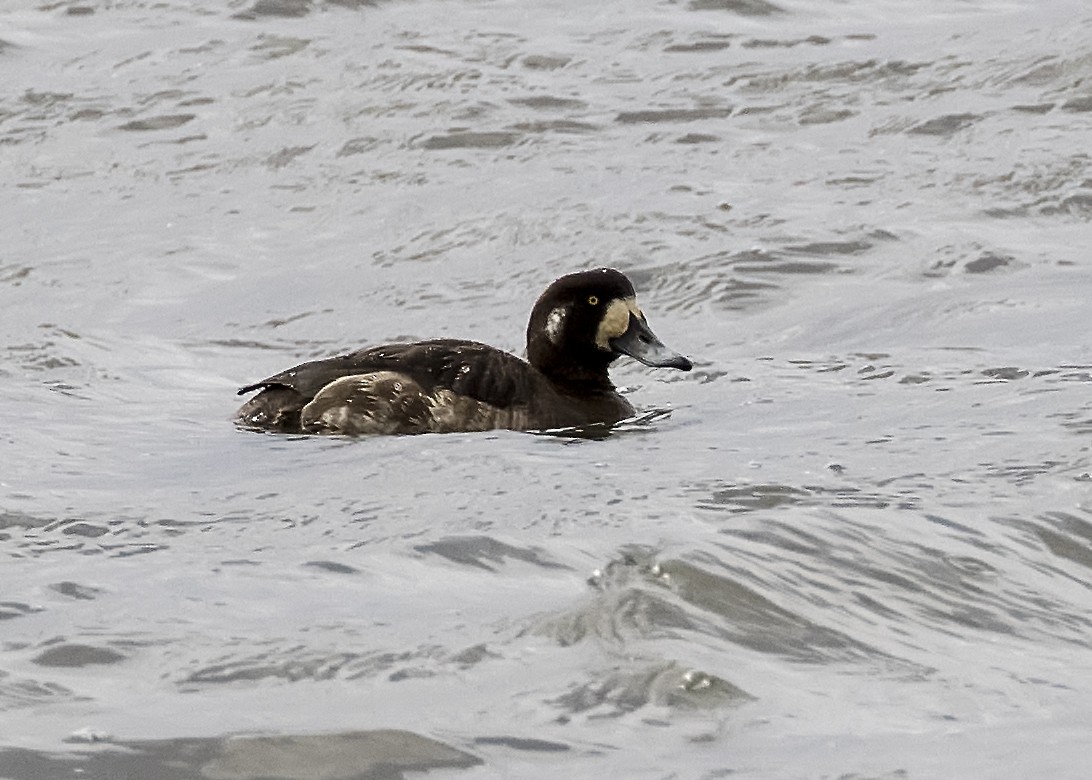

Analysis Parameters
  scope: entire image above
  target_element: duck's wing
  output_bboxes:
[237,339,537,410]
[236,347,405,400]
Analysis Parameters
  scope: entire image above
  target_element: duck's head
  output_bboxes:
[527,267,693,383]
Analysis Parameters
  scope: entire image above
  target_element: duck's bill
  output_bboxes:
[610,315,693,371]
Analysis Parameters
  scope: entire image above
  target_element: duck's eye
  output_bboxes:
[587,295,599,306]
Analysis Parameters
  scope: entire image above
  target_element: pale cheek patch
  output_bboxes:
[546,306,567,345]
[595,296,639,349]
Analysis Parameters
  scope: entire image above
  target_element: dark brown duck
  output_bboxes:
[234,268,692,435]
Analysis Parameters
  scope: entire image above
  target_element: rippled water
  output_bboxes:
[2,0,1091,777]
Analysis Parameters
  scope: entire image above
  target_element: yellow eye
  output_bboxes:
[587,295,599,306]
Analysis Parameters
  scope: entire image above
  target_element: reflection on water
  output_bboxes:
[2,0,1092,777]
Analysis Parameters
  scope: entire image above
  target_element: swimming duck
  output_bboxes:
[234,267,692,435]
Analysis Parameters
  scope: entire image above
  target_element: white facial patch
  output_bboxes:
[546,306,567,345]
[595,296,641,349]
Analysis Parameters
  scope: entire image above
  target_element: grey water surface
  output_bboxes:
[2,0,1091,777]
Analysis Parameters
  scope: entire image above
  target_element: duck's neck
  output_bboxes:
[526,325,618,393]
[535,357,616,394]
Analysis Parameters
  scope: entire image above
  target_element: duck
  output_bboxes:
[234,267,692,435]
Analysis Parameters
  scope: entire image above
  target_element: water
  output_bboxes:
[2,0,1091,777]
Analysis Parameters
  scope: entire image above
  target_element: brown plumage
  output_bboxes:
[234,268,692,435]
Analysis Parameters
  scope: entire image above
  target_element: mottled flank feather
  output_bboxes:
[299,370,526,435]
